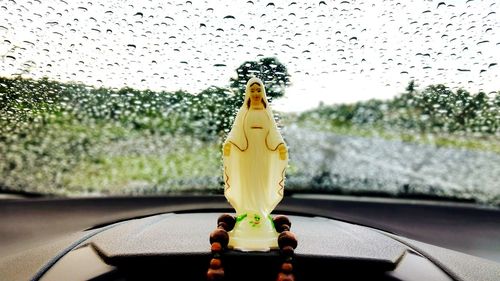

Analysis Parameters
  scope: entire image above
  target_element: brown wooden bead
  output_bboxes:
[210,229,229,247]
[211,242,222,253]
[278,231,298,249]
[210,258,222,269]
[217,214,236,230]
[281,224,290,232]
[276,272,294,281]
[273,215,291,232]
[281,245,294,257]
[281,262,293,274]
[218,221,229,230]
[207,268,224,280]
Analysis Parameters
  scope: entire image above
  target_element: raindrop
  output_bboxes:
[214,64,226,67]
[484,11,496,18]
[223,15,235,20]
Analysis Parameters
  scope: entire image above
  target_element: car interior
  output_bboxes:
[1,0,499,280]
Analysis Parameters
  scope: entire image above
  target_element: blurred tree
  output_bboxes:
[417,84,453,131]
[194,86,239,137]
[452,88,475,130]
[229,57,291,100]
[405,80,417,94]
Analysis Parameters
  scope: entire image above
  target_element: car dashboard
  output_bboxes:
[1,196,499,281]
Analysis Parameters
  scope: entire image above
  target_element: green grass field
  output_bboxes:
[2,114,498,196]
[64,141,222,194]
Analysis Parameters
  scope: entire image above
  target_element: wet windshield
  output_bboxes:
[0,0,499,205]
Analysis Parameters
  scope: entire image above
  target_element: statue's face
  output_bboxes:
[249,83,263,105]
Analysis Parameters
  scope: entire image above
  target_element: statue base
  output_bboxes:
[228,213,279,252]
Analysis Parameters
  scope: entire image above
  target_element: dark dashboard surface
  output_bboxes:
[40,213,453,281]
[1,195,500,280]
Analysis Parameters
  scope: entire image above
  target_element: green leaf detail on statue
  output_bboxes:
[236,213,247,223]
[249,214,261,227]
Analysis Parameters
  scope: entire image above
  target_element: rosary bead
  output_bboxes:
[207,268,224,280]
[281,245,295,257]
[217,214,236,231]
[281,262,293,274]
[273,215,292,232]
[211,242,222,253]
[218,222,229,230]
[210,229,229,247]
[276,272,295,281]
[278,231,298,249]
[210,258,222,269]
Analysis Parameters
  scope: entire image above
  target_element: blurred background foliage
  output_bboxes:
[299,81,499,136]
[1,58,499,197]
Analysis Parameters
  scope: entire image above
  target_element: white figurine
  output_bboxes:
[222,77,288,251]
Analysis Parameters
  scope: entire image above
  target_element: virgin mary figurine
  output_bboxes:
[222,77,288,251]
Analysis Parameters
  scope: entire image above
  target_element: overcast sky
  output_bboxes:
[1,0,499,112]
